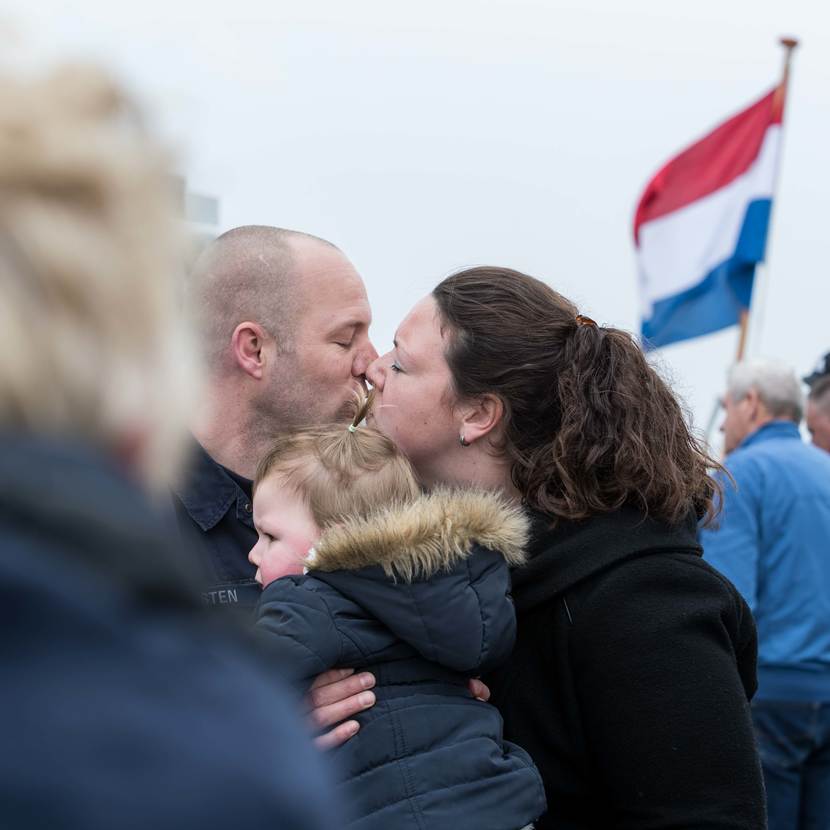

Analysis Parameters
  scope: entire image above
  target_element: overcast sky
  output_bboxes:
[7,0,829,446]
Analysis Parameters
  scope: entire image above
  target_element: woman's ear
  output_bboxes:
[459,394,505,445]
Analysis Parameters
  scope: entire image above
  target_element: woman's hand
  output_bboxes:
[308,669,376,750]
[308,669,491,750]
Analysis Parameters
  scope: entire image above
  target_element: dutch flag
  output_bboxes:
[634,86,785,350]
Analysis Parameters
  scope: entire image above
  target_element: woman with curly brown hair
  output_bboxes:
[363,267,765,829]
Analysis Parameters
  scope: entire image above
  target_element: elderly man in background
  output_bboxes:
[806,377,830,453]
[804,351,830,390]
[701,360,830,830]
[0,64,336,828]
[804,351,830,453]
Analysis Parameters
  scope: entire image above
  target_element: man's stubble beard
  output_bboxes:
[251,359,355,447]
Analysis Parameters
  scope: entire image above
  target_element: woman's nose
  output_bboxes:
[365,355,385,390]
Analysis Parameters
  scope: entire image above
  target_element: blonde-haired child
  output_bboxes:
[250,392,546,830]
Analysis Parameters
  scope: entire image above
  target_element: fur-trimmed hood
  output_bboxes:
[308,488,528,580]
[299,489,529,674]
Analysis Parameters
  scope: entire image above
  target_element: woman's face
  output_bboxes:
[365,295,462,487]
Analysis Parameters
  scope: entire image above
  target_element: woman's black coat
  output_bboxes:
[487,507,766,829]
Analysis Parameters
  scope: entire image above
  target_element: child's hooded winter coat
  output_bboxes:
[255,489,546,830]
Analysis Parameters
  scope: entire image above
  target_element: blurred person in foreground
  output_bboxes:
[0,64,336,829]
[806,377,830,453]
[702,360,830,830]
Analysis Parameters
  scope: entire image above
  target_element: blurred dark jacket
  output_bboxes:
[256,489,546,830]
[0,434,337,830]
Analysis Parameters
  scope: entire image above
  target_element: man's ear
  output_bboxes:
[459,394,505,445]
[231,321,269,380]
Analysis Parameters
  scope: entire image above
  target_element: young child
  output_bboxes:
[249,393,546,830]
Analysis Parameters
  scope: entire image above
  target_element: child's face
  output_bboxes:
[248,474,320,587]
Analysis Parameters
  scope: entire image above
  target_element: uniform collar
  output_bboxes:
[173,440,252,532]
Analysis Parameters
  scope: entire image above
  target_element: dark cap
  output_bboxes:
[804,352,830,387]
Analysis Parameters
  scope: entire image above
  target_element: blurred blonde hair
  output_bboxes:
[0,63,195,490]
[254,391,421,528]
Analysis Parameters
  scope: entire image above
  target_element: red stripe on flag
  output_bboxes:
[633,85,784,244]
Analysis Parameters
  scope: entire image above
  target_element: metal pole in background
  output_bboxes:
[704,37,799,455]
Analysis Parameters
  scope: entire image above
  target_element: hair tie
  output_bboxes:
[347,424,357,433]
[575,314,597,328]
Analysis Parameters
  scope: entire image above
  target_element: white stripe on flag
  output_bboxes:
[638,125,780,316]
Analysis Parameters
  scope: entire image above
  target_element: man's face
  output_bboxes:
[721,391,756,455]
[806,399,830,453]
[268,241,377,427]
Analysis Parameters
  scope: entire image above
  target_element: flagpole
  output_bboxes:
[735,309,750,361]
[704,37,799,453]
[741,36,799,360]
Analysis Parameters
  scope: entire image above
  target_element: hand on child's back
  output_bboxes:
[306,670,491,750]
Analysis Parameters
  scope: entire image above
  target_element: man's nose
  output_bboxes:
[354,340,380,379]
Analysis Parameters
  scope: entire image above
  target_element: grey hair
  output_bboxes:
[728,360,804,423]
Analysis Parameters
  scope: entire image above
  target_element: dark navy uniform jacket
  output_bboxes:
[172,441,261,614]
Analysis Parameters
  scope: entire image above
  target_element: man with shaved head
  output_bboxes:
[174,226,377,615]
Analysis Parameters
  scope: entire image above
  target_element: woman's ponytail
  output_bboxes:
[433,267,721,525]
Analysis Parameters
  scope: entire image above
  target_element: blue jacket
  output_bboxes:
[701,420,830,701]
[0,434,338,829]
[256,489,547,830]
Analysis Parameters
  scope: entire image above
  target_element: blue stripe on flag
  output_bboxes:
[641,198,772,350]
